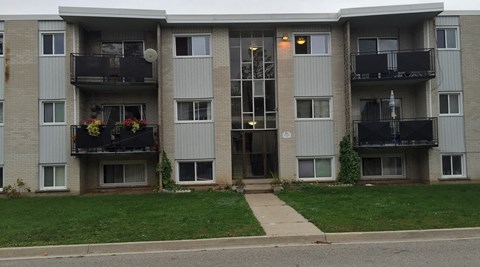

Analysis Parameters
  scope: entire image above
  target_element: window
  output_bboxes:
[298,158,333,180]
[178,161,214,182]
[294,34,329,55]
[358,38,398,54]
[102,104,145,125]
[175,35,210,56]
[360,99,402,121]
[436,28,458,49]
[101,161,147,185]
[102,41,144,56]
[442,154,464,177]
[42,101,65,124]
[439,93,461,115]
[0,167,3,192]
[296,99,330,119]
[176,101,212,121]
[0,102,3,125]
[41,33,64,55]
[0,33,3,56]
[361,156,404,177]
[41,165,66,189]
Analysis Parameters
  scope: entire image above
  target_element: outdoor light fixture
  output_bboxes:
[281,34,289,41]
[249,46,258,51]
[296,37,306,45]
[248,121,257,126]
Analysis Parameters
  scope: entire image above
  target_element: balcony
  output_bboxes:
[351,49,435,83]
[70,54,157,87]
[352,118,438,149]
[71,125,159,156]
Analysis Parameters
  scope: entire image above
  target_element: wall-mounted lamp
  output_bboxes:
[248,121,257,126]
[281,34,289,41]
[296,37,306,45]
[249,46,258,51]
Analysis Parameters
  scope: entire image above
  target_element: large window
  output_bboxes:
[0,102,3,125]
[0,167,3,192]
[101,161,147,186]
[42,101,65,124]
[102,41,144,56]
[41,33,64,56]
[362,156,404,178]
[178,161,214,183]
[442,154,465,177]
[296,99,331,119]
[176,101,212,121]
[0,33,3,56]
[298,158,333,180]
[175,35,210,56]
[436,28,458,49]
[360,98,402,121]
[294,34,330,55]
[102,104,145,125]
[439,93,461,115]
[41,165,66,190]
[358,38,398,54]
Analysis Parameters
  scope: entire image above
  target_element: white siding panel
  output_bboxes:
[294,56,332,96]
[38,21,65,31]
[296,120,335,156]
[39,57,66,99]
[439,116,466,153]
[436,16,460,26]
[0,127,3,164]
[0,58,4,99]
[39,126,67,163]
[175,122,215,159]
[437,51,462,92]
[173,58,213,99]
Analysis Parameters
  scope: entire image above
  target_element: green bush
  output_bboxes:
[338,135,361,184]
[157,151,179,191]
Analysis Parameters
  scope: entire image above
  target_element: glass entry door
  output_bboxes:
[232,130,278,179]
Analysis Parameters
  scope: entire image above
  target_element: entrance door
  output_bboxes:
[232,130,278,179]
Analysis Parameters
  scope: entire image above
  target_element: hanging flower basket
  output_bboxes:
[123,118,147,133]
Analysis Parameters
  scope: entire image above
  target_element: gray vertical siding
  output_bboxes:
[175,123,215,159]
[437,51,462,92]
[436,16,460,26]
[295,120,335,156]
[0,21,4,30]
[294,56,332,96]
[173,58,213,99]
[39,126,67,163]
[39,57,66,99]
[439,116,466,153]
[0,127,3,164]
[0,58,4,99]
[38,21,66,31]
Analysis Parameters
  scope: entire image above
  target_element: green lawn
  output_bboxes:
[0,192,264,248]
[278,184,480,233]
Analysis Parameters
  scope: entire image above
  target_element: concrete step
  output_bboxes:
[244,183,273,194]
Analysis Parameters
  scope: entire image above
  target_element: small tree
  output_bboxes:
[338,135,361,184]
[157,151,179,191]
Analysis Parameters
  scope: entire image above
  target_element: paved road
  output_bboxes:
[2,237,480,267]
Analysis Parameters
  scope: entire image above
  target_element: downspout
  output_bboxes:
[427,20,432,117]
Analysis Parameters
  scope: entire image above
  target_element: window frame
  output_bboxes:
[295,98,332,120]
[441,154,466,179]
[99,160,148,187]
[0,101,4,125]
[0,166,3,192]
[297,157,335,181]
[357,37,399,54]
[175,100,213,123]
[173,34,212,57]
[0,32,4,56]
[176,160,215,184]
[102,104,146,125]
[40,100,66,125]
[40,32,65,56]
[360,155,406,179]
[439,92,462,116]
[436,27,459,50]
[40,164,67,190]
[293,32,331,56]
[101,40,145,56]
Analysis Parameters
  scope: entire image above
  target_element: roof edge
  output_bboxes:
[0,15,62,21]
[338,2,444,19]
[59,6,166,20]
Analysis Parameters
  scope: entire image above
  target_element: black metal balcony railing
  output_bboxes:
[70,53,157,85]
[71,125,159,155]
[352,118,438,148]
[351,48,435,82]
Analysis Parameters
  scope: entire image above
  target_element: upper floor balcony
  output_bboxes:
[70,53,157,87]
[351,48,435,83]
[352,118,438,149]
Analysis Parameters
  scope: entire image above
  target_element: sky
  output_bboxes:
[0,0,479,15]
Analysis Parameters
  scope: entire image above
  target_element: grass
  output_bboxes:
[0,192,264,248]
[277,184,480,233]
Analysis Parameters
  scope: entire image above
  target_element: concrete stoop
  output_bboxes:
[244,179,273,194]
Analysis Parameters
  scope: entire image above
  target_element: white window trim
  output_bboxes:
[357,37,399,53]
[175,100,214,123]
[173,33,212,58]
[436,27,460,51]
[40,164,67,190]
[40,100,66,125]
[39,31,66,56]
[295,97,332,120]
[293,32,331,56]
[99,160,148,187]
[297,157,335,181]
[101,40,145,56]
[440,153,466,179]
[176,160,216,185]
[360,154,406,179]
[0,32,4,57]
[439,92,463,116]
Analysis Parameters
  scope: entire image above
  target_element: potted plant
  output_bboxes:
[75,119,111,150]
[81,119,104,137]
[235,175,245,194]
[270,172,283,193]
[123,118,147,133]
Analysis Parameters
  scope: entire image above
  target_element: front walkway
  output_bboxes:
[244,193,324,236]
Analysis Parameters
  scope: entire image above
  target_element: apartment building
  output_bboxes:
[0,3,478,195]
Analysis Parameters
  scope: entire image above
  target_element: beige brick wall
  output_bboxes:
[3,21,40,192]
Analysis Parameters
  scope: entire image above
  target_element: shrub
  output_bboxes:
[157,151,179,191]
[3,179,31,198]
[338,135,361,184]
